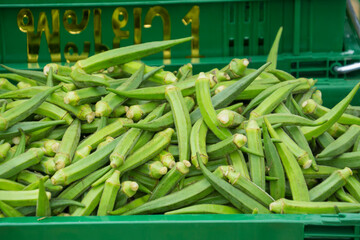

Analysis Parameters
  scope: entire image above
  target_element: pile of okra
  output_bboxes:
[1,30,360,217]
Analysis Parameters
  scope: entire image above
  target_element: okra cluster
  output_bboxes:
[0,33,360,217]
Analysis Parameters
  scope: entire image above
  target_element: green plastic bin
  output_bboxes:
[0,1,360,240]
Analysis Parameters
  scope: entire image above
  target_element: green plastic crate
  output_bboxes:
[0,1,360,240]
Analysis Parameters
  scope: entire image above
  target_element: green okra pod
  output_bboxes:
[117,128,174,173]
[149,161,189,201]
[316,152,360,169]
[76,118,131,154]
[0,78,17,91]
[225,169,275,206]
[165,204,241,215]
[124,97,195,132]
[121,61,177,85]
[196,73,232,140]
[335,187,358,203]
[0,73,38,86]
[327,122,348,138]
[165,85,191,162]
[110,104,165,168]
[275,128,312,169]
[1,64,46,84]
[190,63,271,124]
[250,82,300,118]
[266,26,282,71]
[264,117,309,201]
[190,119,208,168]
[267,69,295,81]
[0,189,51,207]
[0,85,61,131]
[97,170,121,216]
[302,165,339,179]
[246,120,266,190]
[0,148,44,178]
[227,150,250,180]
[54,119,81,169]
[51,136,122,186]
[301,83,360,140]
[0,200,24,217]
[345,176,360,202]
[13,128,27,158]
[309,167,352,201]
[71,183,105,216]
[110,194,150,215]
[36,177,51,217]
[317,125,360,158]
[206,133,247,159]
[75,37,191,73]
[199,160,270,214]
[270,198,360,214]
[262,121,286,200]
[95,64,145,117]
[64,87,108,106]
[0,179,25,191]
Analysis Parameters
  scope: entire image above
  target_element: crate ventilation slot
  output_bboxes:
[304,225,360,240]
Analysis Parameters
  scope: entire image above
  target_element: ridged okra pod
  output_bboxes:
[149,161,189,201]
[275,128,312,169]
[0,142,11,162]
[0,148,44,178]
[190,63,270,124]
[95,64,145,117]
[54,119,81,169]
[0,85,60,131]
[301,83,360,140]
[117,128,174,173]
[121,61,177,84]
[206,134,247,159]
[124,97,195,132]
[64,87,108,106]
[75,37,191,73]
[303,99,360,125]
[97,170,121,216]
[165,204,240,215]
[196,73,232,140]
[51,137,122,186]
[36,178,51,217]
[0,189,51,207]
[75,118,131,155]
[0,200,24,217]
[221,58,249,79]
[317,125,360,158]
[270,198,360,214]
[250,82,300,118]
[199,161,270,214]
[264,117,309,201]
[165,85,191,162]
[225,169,274,206]
[71,184,105,216]
[262,121,285,200]
[316,151,360,169]
[246,120,265,190]
[6,100,73,125]
[309,167,352,201]
[177,63,193,81]
[190,119,208,168]
[110,104,165,168]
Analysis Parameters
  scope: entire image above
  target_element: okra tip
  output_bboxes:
[51,169,66,186]
[176,161,190,174]
[233,134,247,148]
[0,117,8,131]
[64,91,80,105]
[302,99,317,114]
[95,101,112,117]
[164,73,178,84]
